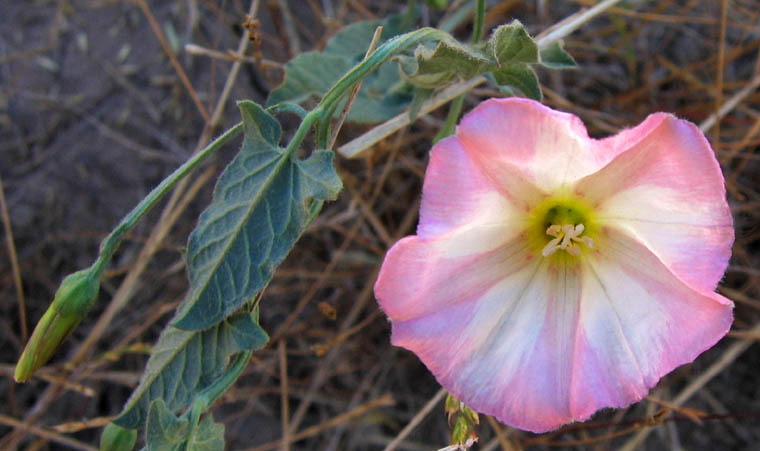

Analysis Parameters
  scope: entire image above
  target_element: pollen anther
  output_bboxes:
[541,223,594,257]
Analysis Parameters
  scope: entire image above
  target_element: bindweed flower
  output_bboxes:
[374,98,734,432]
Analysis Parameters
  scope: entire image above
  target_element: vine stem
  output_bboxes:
[472,0,486,43]
[90,122,243,276]
[312,27,449,149]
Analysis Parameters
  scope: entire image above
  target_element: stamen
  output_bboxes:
[541,223,594,257]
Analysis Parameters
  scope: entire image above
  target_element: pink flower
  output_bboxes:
[374,98,734,432]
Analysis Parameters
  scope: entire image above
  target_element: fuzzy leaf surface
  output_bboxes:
[493,64,542,101]
[488,21,539,65]
[398,37,494,89]
[114,312,268,430]
[539,41,577,69]
[267,12,414,124]
[145,399,188,451]
[172,101,341,330]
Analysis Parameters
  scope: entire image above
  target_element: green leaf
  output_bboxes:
[145,400,188,451]
[493,64,542,101]
[398,37,494,89]
[144,400,225,451]
[114,312,268,430]
[408,87,433,122]
[488,21,539,65]
[100,423,137,451]
[185,415,225,451]
[539,41,577,69]
[267,12,415,124]
[172,101,341,330]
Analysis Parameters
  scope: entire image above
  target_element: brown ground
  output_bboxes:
[1,0,759,449]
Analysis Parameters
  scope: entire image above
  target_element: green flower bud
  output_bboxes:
[14,268,100,382]
[100,423,137,451]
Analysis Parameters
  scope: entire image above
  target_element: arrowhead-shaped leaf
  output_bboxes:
[267,12,415,124]
[114,312,268,430]
[539,41,577,69]
[172,101,341,330]
[488,21,539,65]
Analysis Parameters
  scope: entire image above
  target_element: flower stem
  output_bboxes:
[91,122,243,276]
[472,0,486,43]
[314,27,449,149]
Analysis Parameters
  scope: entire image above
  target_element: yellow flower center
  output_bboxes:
[525,194,598,261]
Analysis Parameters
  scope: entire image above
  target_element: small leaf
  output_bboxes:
[488,21,539,65]
[267,12,415,124]
[114,312,268,430]
[493,64,542,101]
[408,87,433,122]
[399,37,494,89]
[539,41,577,69]
[172,101,341,330]
[185,415,225,451]
[145,399,188,451]
[100,423,137,451]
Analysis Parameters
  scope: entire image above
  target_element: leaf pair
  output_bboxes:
[398,21,576,101]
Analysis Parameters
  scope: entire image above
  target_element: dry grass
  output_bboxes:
[1,0,759,449]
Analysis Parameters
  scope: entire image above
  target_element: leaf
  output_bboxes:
[408,87,433,122]
[172,101,341,330]
[100,423,137,451]
[113,312,268,430]
[267,12,415,124]
[493,64,542,101]
[539,41,577,69]
[185,415,225,451]
[144,400,225,451]
[488,21,539,65]
[145,400,188,451]
[398,37,494,89]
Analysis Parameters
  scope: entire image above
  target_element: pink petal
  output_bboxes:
[575,114,733,292]
[417,135,537,238]
[376,230,533,322]
[457,98,608,194]
[386,227,732,433]
[570,228,733,420]
[390,256,581,432]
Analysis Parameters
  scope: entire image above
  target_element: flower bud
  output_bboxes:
[14,269,100,382]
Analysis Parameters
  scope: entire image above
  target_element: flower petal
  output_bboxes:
[376,229,533,322]
[571,228,733,420]
[390,257,580,432]
[417,136,525,238]
[576,113,733,292]
[386,227,732,433]
[457,98,604,193]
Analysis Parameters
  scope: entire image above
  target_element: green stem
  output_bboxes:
[90,122,243,276]
[195,351,252,410]
[314,27,449,149]
[433,93,464,144]
[472,0,486,43]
